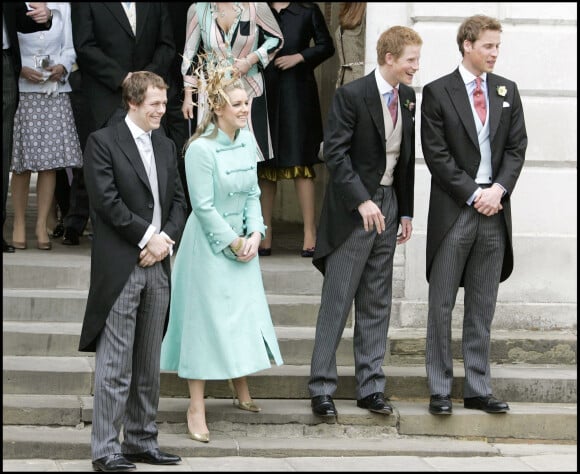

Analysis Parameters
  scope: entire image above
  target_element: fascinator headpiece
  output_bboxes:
[184,53,242,111]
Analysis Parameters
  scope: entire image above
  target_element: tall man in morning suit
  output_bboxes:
[79,72,186,471]
[421,15,527,415]
[62,2,176,246]
[309,26,422,417]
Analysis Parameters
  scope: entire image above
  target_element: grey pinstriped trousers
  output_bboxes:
[309,186,398,400]
[91,262,169,460]
[425,205,506,398]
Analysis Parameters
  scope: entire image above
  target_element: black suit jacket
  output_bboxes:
[71,2,175,130]
[79,122,187,351]
[421,68,527,283]
[313,71,416,274]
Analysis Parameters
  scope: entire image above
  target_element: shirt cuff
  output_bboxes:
[160,231,174,256]
[467,188,482,206]
[138,225,156,249]
[494,182,507,196]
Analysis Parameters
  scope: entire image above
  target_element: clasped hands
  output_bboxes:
[230,232,261,262]
[473,184,504,216]
[21,64,66,83]
[139,233,174,267]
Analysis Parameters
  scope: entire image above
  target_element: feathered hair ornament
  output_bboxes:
[184,52,242,112]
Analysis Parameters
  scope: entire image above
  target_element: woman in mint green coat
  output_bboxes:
[160,69,283,444]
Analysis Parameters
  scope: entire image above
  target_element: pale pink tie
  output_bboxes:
[474,77,486,125]
[388,87,398,126]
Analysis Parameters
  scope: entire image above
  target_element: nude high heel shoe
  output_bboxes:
[189,431,210,443]
[227,379,261,412]
[187,409,209,443]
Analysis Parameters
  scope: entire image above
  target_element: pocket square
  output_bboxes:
[502,101,510,108]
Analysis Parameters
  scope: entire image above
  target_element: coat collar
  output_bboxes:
[115,121,167,202]
[364,70,414,150]
[447,68,503,146]
[104,3,150,41]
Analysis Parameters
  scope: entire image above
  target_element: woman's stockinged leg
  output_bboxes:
[35,170,56,244]
[186,379,208,436]
[258,178,276,249]
[294,177,316,250]
[10,171,31,245]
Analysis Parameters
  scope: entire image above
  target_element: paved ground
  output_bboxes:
[3,443,577,472]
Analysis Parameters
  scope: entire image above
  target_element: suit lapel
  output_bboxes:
[135,2,150,43]
[116,123,151,191]
[446,69,479,148]
[364,72,386,151]
[486,73,503,143]
[104,2,134,38]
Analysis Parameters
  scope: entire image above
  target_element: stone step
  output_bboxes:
[2,253,92,290]
[1,241,405,297]
[3,356,576,403]
[2,289,349,327]
[3,395,577,459]
[2,290,332,327]
[2,251,326,293]
[3,322,576,367]
[2,424,513,461]
[3,395,575,443]
[4,255,574,334]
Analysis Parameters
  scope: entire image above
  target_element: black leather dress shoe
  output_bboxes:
[124,448,181,465]
[3,239,15,253]
[92,454,136,472]
[429,394,453,415]
[62,228,80,245]
[356,392,393,415]
[464,395,509,413]
[311,394,337,417]
[51,221,65,238]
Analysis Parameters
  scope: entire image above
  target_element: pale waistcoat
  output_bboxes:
[137,133,162,232]
[473,108,492,184]
[380,96,402,186]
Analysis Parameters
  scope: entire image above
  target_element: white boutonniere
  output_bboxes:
[403,99,415,111]
[496,85,507,97]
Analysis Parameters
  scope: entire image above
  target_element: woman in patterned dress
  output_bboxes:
[180,2,283,162]
[10,2,82,250]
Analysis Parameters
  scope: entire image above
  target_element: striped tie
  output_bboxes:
[388,87,398,126]
[474,77,486,125]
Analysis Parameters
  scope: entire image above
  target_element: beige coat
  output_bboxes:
[334,17,365,88]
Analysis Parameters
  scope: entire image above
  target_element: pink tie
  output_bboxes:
[388,87,398,126]
[474,77,486,125]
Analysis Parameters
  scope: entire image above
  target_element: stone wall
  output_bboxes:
[273,2,577,330]
[366,2,577,330]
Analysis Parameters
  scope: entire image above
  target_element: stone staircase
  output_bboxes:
[2,215,577,459]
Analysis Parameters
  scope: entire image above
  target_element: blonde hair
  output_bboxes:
[339,2,366,31]
[184,54,245,148]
